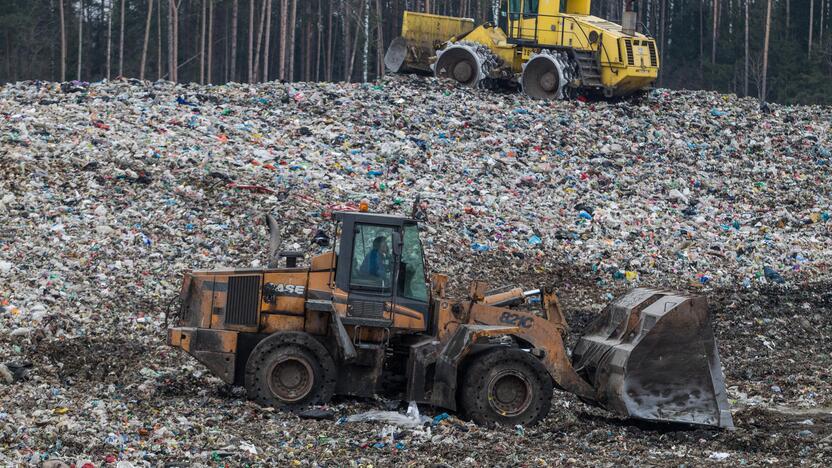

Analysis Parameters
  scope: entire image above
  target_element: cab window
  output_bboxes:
[524,0,539,15]
[350,224,394,293]
[398,224,428,302]
[508,0,520,19]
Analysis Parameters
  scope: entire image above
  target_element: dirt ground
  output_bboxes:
[2,273,830,467]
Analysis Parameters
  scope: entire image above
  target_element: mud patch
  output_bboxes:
[38,337,152,386]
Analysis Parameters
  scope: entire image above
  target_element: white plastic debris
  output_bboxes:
[709,452,731,461]
[345,401,431,427]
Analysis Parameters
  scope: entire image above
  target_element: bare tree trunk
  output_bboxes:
[821,0,826,47]
[362,0,368,82]
[225,1,230,81]
[762,0,772,101]
[786,0,790,39]
[208,0,214,83]
[119,0,125,76]
[743,0,748,96]
[168,0,179,83]
[659,0,665,84]
[106,0,112,80]
[263,0,272,81]
[342,0,350,81]
[168,0,175,81]
[253,0,267,81]
[288,0,297,81]
[347,0,365,83]
[231,0,238,81]
[248,0,255,82]
[712,0,718,64]
[200,0,206,83]
[326,0,333,81]
[279,0,287,80]
[699,0,703,77]
[59,0,66,81]
[78,0,84,80]
[157,0,162,79]
[810,0,815,58]
[141,0,154,80]
[173,0,179,82]
[304,9,312,81]
[375,0,383,78]
[4,30,9,82]
[316,0,323,80]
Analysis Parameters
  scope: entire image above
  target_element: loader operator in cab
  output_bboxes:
[360,236,389,278]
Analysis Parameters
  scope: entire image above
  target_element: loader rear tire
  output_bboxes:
[245,332,337,411]
[460,347,552,427]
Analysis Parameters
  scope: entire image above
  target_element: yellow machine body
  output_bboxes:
[385,11,476,73]
[389,0,659,97]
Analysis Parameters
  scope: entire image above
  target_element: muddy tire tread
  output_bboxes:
[244,331,337,410]
[459,346,553,427]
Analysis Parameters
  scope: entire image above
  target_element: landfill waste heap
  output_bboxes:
[0,75,831,466]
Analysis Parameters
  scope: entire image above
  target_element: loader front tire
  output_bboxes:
[460,347,553,427]
[245,332,337,410]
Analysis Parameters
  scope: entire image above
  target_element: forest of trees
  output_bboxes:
[0,1,829,105]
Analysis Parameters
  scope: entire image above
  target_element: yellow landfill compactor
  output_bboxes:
[384,0,659,98]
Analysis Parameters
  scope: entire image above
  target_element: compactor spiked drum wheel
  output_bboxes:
[434,44,484,88]
[521,51,570,99]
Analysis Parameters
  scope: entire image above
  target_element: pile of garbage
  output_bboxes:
[1,76,831,465]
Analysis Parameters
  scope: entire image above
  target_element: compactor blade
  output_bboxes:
[384,37,410,73]
[385,12,476,74]
[571,289,733,429]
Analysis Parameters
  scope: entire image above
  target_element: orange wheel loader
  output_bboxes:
[167,211,733,428]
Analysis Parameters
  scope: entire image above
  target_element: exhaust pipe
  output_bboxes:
[265,213,281,268]
[622,0,637,36]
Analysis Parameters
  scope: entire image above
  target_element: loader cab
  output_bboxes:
[333,212,430,330]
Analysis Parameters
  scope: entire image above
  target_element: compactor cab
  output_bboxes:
[168,211,733,428]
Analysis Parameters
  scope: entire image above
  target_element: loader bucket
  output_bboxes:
[571,289,734,429]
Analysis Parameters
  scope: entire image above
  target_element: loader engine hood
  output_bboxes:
[571,288,734,429]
